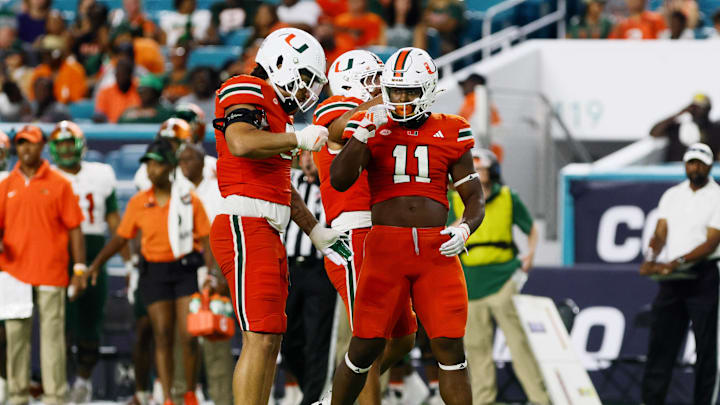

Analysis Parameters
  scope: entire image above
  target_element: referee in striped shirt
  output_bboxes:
[281,150,338,405]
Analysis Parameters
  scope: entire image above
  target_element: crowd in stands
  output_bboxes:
[0,0,719,124]
[567,0,720,39]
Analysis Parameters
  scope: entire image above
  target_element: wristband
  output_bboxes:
[73,263,87,276]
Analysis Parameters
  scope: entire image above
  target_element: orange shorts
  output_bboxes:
[325,227,416,337]
[353,225,468,340]
[210,215,289,334]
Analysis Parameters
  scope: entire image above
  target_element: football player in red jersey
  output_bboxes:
[313,50,416,405]
[325,47,485,405]
[209,27,351,405]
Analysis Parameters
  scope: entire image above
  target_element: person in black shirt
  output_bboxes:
[650,94,720,162]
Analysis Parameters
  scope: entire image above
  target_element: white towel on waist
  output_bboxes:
[168,182,194,259]
[0,272,33,320]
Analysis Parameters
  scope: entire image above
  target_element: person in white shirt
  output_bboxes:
[277,0,321,29]
[177,143,232,405]
[134,117,216,191]
[158,0,211,46]
[640,142,720,405]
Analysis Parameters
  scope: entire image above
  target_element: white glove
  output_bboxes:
[127,264,139,305]
[295,125,329,151]
[352,105,389,144]
[439,223,471,257]
[309,224,352,266]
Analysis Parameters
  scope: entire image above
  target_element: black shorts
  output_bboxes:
[139,252,202,306]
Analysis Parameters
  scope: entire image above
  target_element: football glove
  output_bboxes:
[439,223,471,257]
[295,125,329,151]
[309,224,352,265]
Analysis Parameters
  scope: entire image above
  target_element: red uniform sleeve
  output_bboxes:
[59,180,84,229]
[116,194,142,239]
[192,193,211,238]
[342,110,367,140]
[313,96,361,127]
[453,115,475,160]
[215,76,267,116]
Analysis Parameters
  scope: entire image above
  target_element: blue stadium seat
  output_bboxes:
[222,27,253,47]
[145,0,173,13]
[85,149,105,163]
[68,100,96,121]
[364,46,399,63]
[53,0,77,12]
[105,144,147,180]
[187,46,243,69]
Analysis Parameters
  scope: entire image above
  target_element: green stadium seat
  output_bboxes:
[85,149,105,163]
[105,144,147,180]
[68,100,96,121]
[222,27,253,47]
[363,46,399,63]
[187,46,243,69]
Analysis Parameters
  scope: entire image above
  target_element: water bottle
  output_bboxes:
[189,293,202,314]
[210,294,224,314]
[221,296,233,317]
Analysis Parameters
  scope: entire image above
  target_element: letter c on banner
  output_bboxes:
[597,205,645,262]
[570,306,625,371]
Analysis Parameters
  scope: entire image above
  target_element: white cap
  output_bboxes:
[683,143,714,166]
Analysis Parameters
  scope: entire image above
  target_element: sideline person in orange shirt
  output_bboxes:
[334,0,386,50]
[609,0,667,39]
[0,125,87,405]
[88,138,213,405]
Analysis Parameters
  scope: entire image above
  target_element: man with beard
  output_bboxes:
[640,142,720,405]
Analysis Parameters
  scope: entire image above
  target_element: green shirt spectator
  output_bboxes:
[567,0,614,39]
[119,74,175,123]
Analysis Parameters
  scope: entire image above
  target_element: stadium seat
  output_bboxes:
[222,27,253,47]
[364,46,399,63]
[187,46,243,69]
[68,100,96,121]
[85,149,105,163]
[105,144,147,180]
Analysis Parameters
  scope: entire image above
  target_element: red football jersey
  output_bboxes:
[214,75,294,206]
[343,112,474,208]
[312,95,371,225]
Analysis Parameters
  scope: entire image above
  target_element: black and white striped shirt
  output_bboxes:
[284,169,325,259]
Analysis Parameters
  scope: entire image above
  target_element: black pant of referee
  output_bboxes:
[642,260,720,405]
[281,256,338,405]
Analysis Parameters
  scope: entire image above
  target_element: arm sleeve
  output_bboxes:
[511,191,534,234]
[105,190,119,215]
[192,194,211,238]
[116,196,139,239]
[60,181,85,229]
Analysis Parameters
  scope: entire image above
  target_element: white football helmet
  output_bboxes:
[255,27,328,112]
[328,50,384,101]
[380,47,439,122]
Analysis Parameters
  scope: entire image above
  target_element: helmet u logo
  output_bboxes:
[334,58,354,72]
[284,33,309,53]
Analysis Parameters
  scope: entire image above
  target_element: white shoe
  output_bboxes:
[280,385,303,405]
[426,393,444,405]
[69,377,92,404]
[310,390,331,405]
[152,380,163,405]
[383,386,403,405]
[0,377,7,405]
[403,372,428,405]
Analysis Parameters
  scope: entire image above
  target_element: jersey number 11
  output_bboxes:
[392,145,430,184]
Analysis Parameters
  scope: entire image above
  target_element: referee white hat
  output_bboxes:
[683,143,714,166]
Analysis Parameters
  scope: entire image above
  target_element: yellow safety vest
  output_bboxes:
[451,186,515,267]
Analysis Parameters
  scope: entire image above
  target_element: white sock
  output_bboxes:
[74,377,90,388]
